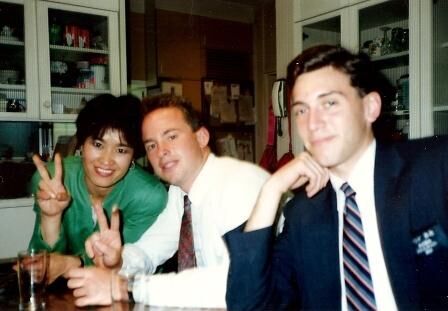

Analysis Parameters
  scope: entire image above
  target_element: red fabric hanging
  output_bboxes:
[259,104,278,173]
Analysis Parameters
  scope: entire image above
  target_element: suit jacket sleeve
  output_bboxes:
[224,220,300,311]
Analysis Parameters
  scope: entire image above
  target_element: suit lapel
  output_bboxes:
[298,185,341,309]
[374,143,420,308]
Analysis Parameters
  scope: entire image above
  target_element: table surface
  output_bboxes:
[0,261,225,311]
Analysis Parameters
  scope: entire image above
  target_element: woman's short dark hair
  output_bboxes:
[75,94,143,158]
[141,94,205,132]
[287,45,395,106]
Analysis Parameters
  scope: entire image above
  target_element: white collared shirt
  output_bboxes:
[330,140,397,311]
[122,153,270,308]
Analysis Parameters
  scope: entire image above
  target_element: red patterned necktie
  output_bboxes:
[341,182,377,310]
[178,195,196,271]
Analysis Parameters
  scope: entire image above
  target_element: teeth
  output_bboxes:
[162,162,175,169]
[97,168,113,175]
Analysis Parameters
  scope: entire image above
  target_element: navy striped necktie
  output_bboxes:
[341,182,377,310]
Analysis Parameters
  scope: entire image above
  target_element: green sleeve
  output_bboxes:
[121,179,168,243]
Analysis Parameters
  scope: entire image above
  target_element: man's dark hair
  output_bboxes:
[287,44,396,141]
[141,94,205,132]
[287,44,395,105]
[75,93,143,158]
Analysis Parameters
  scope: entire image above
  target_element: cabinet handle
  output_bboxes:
[43,100,51,108]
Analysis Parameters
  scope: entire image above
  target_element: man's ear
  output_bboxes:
[363,91,382,123]
[195,127,210,148]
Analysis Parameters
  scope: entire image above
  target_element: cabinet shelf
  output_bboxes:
[384,109,409,116]
[0,84,26,90]
[0,38,24,46]
[51,87,109,94]
[434,105,448,112]
[50,44,108,55]
[371,50,409,62]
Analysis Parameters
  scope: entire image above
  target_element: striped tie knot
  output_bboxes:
[341,182,356,198]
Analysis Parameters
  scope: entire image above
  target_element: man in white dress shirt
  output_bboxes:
[67,94,270,308]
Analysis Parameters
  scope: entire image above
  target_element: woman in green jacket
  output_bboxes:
[29,94,167,283]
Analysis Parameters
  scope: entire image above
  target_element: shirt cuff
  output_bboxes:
[121,243,156,275]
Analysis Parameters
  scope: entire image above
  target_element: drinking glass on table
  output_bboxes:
[17,249,48,310]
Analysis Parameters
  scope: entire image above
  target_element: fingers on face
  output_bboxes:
[302,154,329,197]
[294,152,329,197]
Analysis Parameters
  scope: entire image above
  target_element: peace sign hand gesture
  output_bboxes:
[32,153,71,218]
[85,204,123,270]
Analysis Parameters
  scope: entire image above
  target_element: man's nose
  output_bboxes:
[308,108,323,131]
[156,142,169,158]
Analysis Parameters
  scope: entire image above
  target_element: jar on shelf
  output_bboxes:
[49,20,62,45]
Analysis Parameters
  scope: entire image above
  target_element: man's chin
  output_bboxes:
[312,155,335,169]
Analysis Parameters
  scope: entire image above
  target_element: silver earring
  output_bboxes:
[130,160,135,170]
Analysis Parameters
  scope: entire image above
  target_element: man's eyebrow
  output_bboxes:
[317,90,344,98]
[291,100,305,108]
[291,90,345,107]
[143,128,178,144]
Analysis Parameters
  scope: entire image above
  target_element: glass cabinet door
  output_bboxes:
[432,0,448,136]
[37,1,119,121]
[0,0,38,120]
[299,11,342,52]
[357,0,409,141]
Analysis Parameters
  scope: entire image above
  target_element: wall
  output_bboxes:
[275,0,302,157]
[254,0,276,161]
[128,0,278,161]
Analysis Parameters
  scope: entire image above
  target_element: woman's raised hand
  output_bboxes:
[85,204,122,269]
[32,153,70,218]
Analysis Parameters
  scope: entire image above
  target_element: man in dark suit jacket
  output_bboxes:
[225,45,448,310]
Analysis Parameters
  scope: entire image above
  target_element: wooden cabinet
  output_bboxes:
[156,10,202,80]
[156,10,253,81]
[200,17,253,52]
[155,9,254,112]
